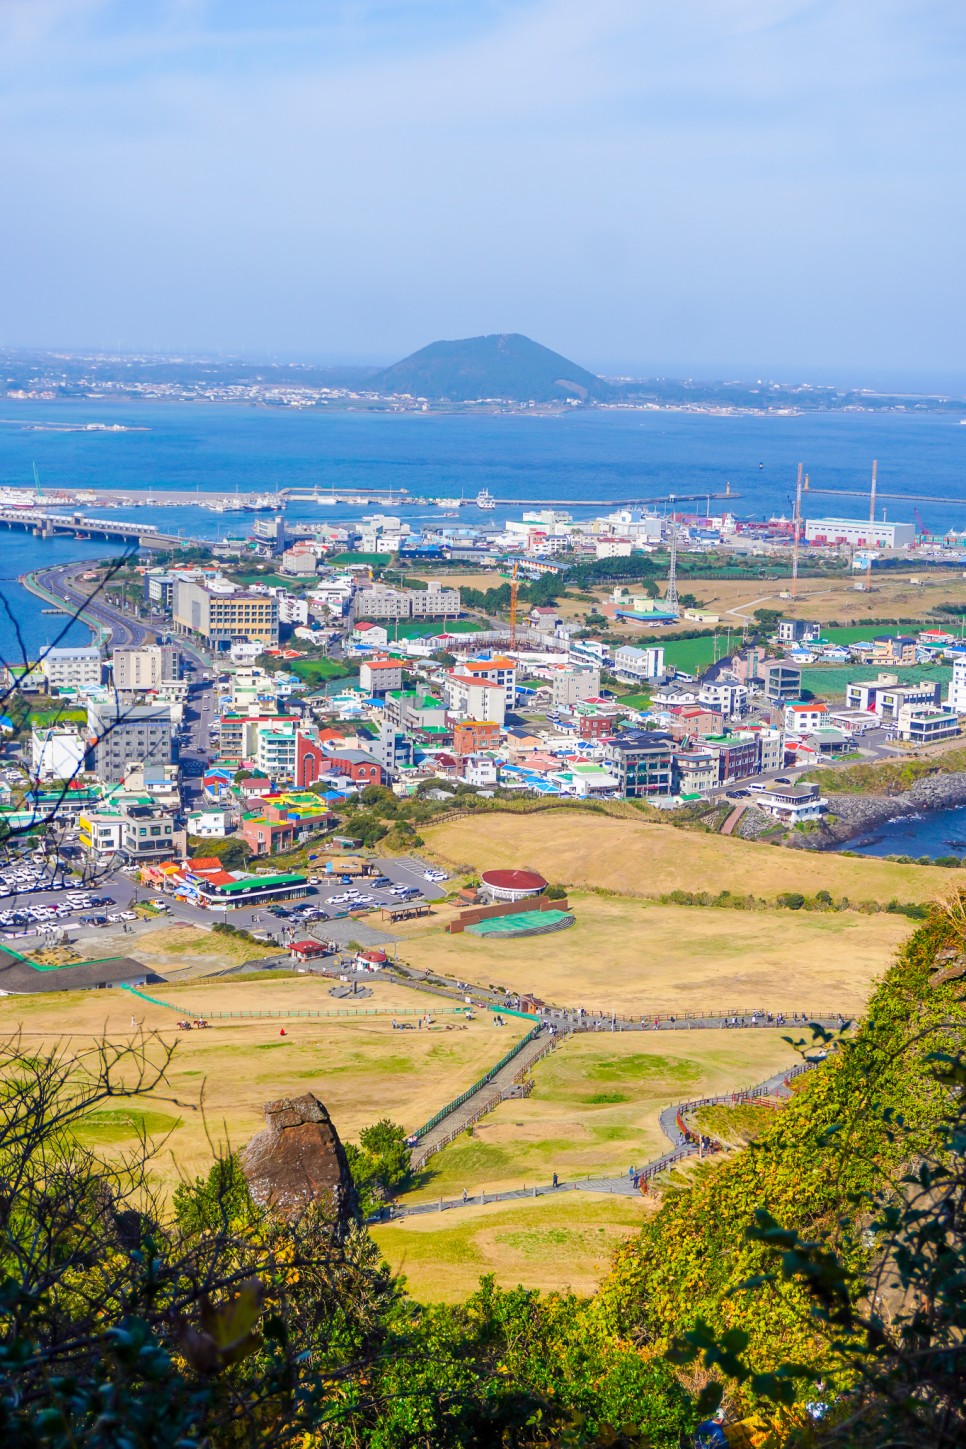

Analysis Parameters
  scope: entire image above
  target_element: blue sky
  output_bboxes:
[2,0,964,384]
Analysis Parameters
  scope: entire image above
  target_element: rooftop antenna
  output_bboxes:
[665,498,678,612]
[791,463,804,598]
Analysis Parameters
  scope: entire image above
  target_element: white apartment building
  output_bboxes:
[948,657,966,714]
[42,646,101,692]
[354,580,460,620]
[896,704,960,745]
[31,727,86,782]
[444,674,506,725]
[614,644,665,683]
[459,656,517,708]
[699,682,749,717]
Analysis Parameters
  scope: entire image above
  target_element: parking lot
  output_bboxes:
[0,857,137,944]
[0,851,450,952]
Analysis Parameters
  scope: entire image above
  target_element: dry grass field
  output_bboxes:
[397,891,906,1015]
[425,810,962,903]
[410,1027,807,1202]
[0,976,527,1195]
[106,923,276,980]
[371,1192,654,1302]
[591,570,961,632]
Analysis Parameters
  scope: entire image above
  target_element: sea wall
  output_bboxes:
[803,770,966,850]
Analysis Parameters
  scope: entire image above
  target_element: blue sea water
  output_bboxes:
[849,807,966,860]
[2,398,966,663]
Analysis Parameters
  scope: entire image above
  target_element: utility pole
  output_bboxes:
[791,463,804,598]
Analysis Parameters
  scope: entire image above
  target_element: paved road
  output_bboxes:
[30,562,156,650]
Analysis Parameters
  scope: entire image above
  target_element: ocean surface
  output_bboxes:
[2,399,966,662]
[849,806,966,860]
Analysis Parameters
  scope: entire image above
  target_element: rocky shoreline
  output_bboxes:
[804,771,966,851]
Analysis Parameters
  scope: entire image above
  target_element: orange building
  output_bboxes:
[452,720,501,756]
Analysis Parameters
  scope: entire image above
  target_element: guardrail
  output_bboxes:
[120,985,465,1020]
[412,1025,544,1140]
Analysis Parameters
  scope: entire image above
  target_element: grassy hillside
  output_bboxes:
[424,808,966,902]
[594,903,966,1408]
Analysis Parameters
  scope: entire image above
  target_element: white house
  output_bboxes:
[614,644,665,684]
[783,700,831,735]
[30,727,86,782]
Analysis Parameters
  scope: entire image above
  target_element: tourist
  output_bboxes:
[462,1187,468,1205]
[552,1171,558,1189]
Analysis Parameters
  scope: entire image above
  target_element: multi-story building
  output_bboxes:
[460,656,517,708]
[30,726,86,782]
[452,720,502,756]
[876,681,941,724]
[613,644,665,684]
[872,635,917,667]
[551,665,601,711]
[754,782,828,825]
[949,656,966,714]
[783,700,831,736]
[444,673,506,725]
[699,682,749,717]
[256,726,298,782]
[776,620,821,644]
[280,545,319,575]
[354,580,460,620]
[173,578,279,652]
[86,702,173,784]
[42,646,101,692]
[763,661,802,704]
[846,674,900,712]
[705,733,758,785]
[79,793,182,863]
[672,749,720,796]
[601,730,673,800]
[359,657,404,695]
[111,644,182,692]
[896,704,960,745]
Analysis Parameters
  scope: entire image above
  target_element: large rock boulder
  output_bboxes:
[241,1093,358,1231]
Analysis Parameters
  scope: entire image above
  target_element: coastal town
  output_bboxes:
[6,489,966,859]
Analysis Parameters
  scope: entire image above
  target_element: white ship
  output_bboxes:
[434,496,462,508]
[475,489,496,510]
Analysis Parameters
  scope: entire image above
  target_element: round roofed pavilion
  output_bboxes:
[480,868,548,902]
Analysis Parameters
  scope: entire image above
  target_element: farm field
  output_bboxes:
[0,977,527,1195]
[801,661,951,700]
[397,891,906,1015]
[372,1192,653,1303]
[424,809,964,904]
[409,1027,803,1203]
[592,571,961,632]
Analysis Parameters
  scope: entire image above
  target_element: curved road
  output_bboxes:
[30,562,156,650]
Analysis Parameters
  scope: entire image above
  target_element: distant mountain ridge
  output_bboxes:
[370,332,613,403]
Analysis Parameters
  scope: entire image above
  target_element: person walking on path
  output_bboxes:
[552,1172,558,1189]
[462,1188,468,1205]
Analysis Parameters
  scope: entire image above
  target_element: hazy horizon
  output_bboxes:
[2,1,963,383]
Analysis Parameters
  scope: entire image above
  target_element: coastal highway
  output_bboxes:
[28,562,156,650]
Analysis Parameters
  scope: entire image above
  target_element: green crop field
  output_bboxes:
[661,635,720,673]
[290,658,356,684]
[801,661,951,700]
[389,618,483,640]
